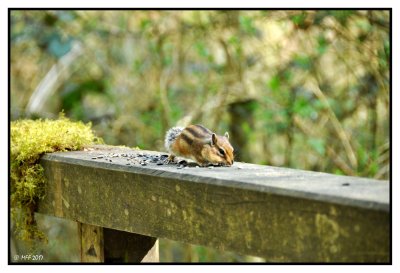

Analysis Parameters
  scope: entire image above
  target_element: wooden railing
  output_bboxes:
[37,145,390,263]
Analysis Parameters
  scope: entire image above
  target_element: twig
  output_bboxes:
[327,147,356,176]
[310,81,358,169]
[293,115,355,175]
[26,41,84,115]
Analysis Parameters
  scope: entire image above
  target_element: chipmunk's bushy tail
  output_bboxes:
[164,127,184,152]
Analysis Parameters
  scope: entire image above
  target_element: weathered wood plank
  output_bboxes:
[38,145,390,262]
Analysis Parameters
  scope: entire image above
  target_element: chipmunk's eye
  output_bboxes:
[218,148,225,156]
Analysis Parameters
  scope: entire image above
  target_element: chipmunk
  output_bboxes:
[164,124,234,167]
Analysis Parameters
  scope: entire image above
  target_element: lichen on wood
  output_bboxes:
[11,113,101,242]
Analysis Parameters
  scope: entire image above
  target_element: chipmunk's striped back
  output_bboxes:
[179,124,213,145]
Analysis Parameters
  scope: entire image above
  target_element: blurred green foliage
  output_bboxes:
[10,10,390,262]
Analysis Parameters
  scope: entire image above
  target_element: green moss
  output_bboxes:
[11,114,102,242]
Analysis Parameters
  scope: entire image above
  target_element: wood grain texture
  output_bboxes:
[38,145,390,262]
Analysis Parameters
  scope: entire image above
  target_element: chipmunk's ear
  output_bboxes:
[224,132,229,139]
[211,133,218,145]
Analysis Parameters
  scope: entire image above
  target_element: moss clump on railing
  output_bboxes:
[11,114,102,243]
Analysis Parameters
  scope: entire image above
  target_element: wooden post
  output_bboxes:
[78,222,159,263]
[77,222,104,262]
